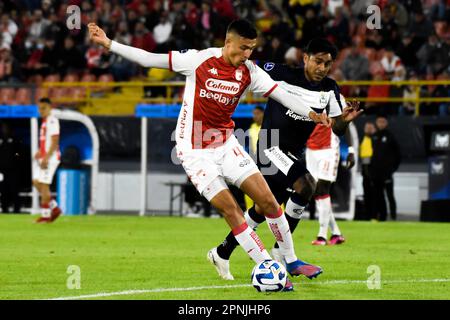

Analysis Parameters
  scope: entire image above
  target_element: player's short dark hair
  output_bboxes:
[227,19,258,39]
[39,97,52,104]
[254,105,264,112]
[305,38,338,60]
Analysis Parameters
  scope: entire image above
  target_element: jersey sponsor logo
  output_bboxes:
[178,105,188,139]
[205,78,240,94]
[235,69,242,81]
[208,67,218,76]
[239,159,250,167]
[319,92,328,108]
[264,146,294,176]
[199,89,239,106]
[264,62,275,71]
[285,109,313,122]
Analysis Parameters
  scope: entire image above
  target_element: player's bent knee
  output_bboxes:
[315,180,331,197]
[293,174,316,201]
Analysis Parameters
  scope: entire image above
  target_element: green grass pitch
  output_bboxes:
[0,214,449,300]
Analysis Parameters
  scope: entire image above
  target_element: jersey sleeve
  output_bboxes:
[256,61,286,81]
[169,49,200,76]
[248,62,278,97]
[329,83,343,117]
[47,117,60,136]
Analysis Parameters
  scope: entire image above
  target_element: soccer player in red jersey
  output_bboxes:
[89,20,332,288]
[33,98,62,223]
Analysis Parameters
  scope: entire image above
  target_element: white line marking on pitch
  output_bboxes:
[45,278,450,300]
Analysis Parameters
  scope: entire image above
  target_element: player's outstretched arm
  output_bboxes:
[88,23,169,69]
[269,86,332,127]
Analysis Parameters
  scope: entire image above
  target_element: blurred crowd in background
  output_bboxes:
[0,0,449,114]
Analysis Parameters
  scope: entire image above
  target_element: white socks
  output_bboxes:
[317,195,341,238]
[265,207,297,264]
[232,222,271,263]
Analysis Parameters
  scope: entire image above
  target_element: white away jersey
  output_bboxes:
[169,48,278,149]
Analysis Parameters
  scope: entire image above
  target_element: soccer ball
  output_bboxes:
[251,259,287,292]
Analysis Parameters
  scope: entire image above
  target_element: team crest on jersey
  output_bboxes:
[235,69,242,81]
[264,62,275,71]
[319,92,328,108]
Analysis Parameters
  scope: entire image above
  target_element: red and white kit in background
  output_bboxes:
[170,48,279,200]
[306,124,340,183]
[33,110,61,185]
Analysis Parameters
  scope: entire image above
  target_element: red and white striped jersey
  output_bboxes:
[170,48,278,149]
[39,110,60,162]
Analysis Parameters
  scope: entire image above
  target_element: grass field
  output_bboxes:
[0,214,449,300]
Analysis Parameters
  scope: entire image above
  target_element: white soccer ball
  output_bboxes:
[251,259,287,292]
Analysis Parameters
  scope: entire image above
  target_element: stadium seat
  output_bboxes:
[0,88,16,105]
[63,74,79,82]
[15,88,32,105]
[81,73,96,82]
[44,74,61,82]
[98,74,114,83]
[49,87,70,99]
[68,87,87,99]
[35,87,49,101]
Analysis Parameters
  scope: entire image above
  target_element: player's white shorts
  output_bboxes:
[176,135,259,201]
[306,146,340,182]
[33,160,60,185]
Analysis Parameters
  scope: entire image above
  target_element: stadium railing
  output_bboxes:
[2,80,449,116]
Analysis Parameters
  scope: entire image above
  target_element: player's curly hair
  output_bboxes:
[305,38,338,60]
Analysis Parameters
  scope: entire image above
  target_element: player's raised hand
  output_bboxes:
[88,23,111,49]
[342,100,363,123]
[309,111,332,127]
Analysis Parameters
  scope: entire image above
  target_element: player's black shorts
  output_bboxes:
[256,145,309,205]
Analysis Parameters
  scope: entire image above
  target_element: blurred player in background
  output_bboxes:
[209,39,362,280]
[33,98,62,223]
[307,111,355,246]
[88,20,334,289]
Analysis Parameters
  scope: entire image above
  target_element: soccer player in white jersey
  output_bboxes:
[306,98,356,245]
[88,19,331,289]
[33,98,62,223]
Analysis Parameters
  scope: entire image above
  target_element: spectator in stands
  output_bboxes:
[299,7,325,48]
[0,13,18,50]
[379,7,400,49]
[185,1,200,29]
[396,32,420,71]
[0,47,21,82]
[370,115,401,221]
[359,121,376,221]
[408,11,434,47]
[43,11,66,48]
[266,36,289,63]
[33,37,58,76]
[417,33,449,76]
[266,11,294,46]
[131,21,156,53]
[380,47,404,81]
[27,9,50,47]
[340,44,370,81]
[325,6,350,48]
[153,11,173,51]
[365,30,385,51]
[56,36,86,76]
